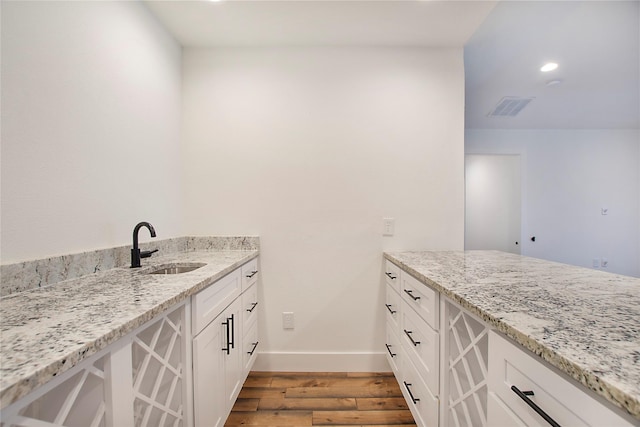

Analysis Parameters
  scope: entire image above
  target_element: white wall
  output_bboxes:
[466,129,640,277]
[1,1,183,263]
[182,47,465,370]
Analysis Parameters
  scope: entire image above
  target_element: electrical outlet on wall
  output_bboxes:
[601,258,609,268]
[383,218,395,236]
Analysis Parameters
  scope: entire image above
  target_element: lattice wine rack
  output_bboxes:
[1,303,188,427]
[446,300,490,427]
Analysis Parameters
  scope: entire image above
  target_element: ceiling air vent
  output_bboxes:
[487,96,534,118]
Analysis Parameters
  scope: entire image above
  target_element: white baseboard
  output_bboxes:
[252,351,390,372]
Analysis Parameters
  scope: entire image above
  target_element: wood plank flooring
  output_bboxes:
[225,372,417,426]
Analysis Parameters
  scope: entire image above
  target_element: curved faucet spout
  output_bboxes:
[131,221,157,268]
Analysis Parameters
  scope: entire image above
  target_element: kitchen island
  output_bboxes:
[384,250,640,425]
[0,243,259,425]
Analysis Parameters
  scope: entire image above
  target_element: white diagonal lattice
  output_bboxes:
[131,307,185,427]
[6,356,107,427]
[447,302,489,427]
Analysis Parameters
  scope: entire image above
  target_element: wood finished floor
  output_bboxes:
[225,372,417,426]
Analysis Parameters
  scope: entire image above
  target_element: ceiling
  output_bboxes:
[465,1,640,129]
[144,0,640,130]
[144,0,497,47]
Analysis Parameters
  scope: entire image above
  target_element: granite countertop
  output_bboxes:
[0,249,258,410]
[384,250,640,420]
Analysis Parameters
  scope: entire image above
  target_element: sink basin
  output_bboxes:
[146,263,206,275]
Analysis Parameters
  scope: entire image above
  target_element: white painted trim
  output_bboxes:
[252,352,390,372]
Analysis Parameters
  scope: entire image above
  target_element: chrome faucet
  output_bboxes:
[131,221,158,268]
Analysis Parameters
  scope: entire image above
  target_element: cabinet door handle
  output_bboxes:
[385,304,397,314]
[230,314,235,349]
[385,272,397,280]
[511,385,561,427]
[222,318,231,355]
[403,329,421,346]
[247,302,259,313]
[404,289,420,301]
[403,381,420,404]
[245,270,258,278]
[248,341,259,356]
[385,344,396,358]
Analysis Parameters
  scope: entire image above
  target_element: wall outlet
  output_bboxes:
[601,258,609,268]
[592,259,600,268]
[282,312,294,330]
[601,207,609,215]
[383,217,395,236]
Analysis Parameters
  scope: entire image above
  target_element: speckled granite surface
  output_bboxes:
[0,236,259,296]
[384,250,640,420]
[0,248,258,409]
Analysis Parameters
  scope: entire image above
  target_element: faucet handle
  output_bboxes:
[140,249,158,259]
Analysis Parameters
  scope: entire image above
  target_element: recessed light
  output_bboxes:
[541,62,558,72]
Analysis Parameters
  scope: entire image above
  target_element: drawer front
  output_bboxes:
[385,323,402,376]
[384,260,401,292]
[243,321,259,375]
[242,283,259,334]
[241,257,259,292]
[401,272,439,330]
[487,331,634,427]
[192,269,241,336]
[401,354,439,427]
[385,283,401,331]
[401,300,439,396]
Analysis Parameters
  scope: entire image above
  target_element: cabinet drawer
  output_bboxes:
[385,323,402,376]
[401,300,439,396]
[243,321,259,375]
[192,269,241,336]
[487,331,634,427]
[241,257,259,292]
[401,272,439,330]
[401,353,439,427]
[385,283,401,331]
[384,260,401,292]
[242,283,259,335]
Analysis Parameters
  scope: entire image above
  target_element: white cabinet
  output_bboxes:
[384,258,637,427]
[191,258,259,427]
[1,302,190,427]
[1,257,260,427]
[487,331,635,427]
[241,282,259,378]
[192,307,226,427]
[385,267,440,427]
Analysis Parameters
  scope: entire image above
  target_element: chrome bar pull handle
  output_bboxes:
[247,302,259,313]
[385,304,397,314]
[246,270,258,279]
[385,272,397,280]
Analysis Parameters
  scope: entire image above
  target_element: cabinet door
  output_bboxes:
[487,331,635,427]
[223,299,243,412]
[384,260,401,292]
[193,313,226,427]
[241,258,259,292]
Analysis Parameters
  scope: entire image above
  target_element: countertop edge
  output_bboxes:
[383,252,640,420]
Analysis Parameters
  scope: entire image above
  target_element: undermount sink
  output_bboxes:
[146,263,206,275]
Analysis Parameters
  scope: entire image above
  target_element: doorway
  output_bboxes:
[465,154,521,254]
